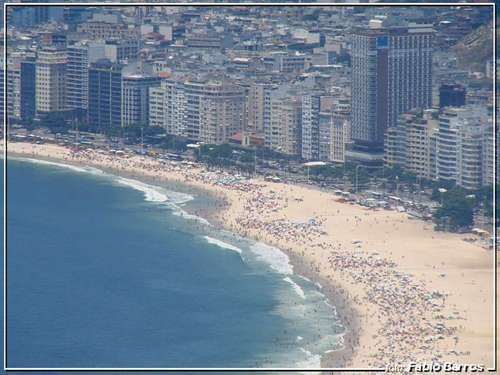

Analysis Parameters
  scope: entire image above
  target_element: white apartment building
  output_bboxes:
[246,82,276,136]
[66,42,106,116]
[318,99,351,163]
[149,78,246,144]
[6,58,21,122]
[301,95,320,160]
[442,106,494,190]
[482,128,494,186]
[267,94,302,156]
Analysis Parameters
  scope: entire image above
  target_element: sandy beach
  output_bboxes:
[4,141,496,370]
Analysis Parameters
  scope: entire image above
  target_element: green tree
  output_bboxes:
[24,117,36,131]
[433,187,474,230]
[106,126,123,138]
[240,151,254,164]
[144,126,165,137]
[41,112,70,134]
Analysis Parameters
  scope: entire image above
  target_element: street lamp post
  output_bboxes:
[438,188,447,206]
[140,127,144,155]
[416,175,422,202]
[355,164,362,193]
[254,147,257,176]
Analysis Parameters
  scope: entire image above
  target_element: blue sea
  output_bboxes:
[5,157,344,370]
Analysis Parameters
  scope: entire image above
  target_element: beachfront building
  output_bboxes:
[482,127,494,186]
[330,99,351,163]
[6,58,21,123]
[20,59,37,123]
[267,93,302,156]
[188,80,246,144]
[88,58,122,132]
[121,74,161,128]
[246,82,276,136]
[349,21,434,165]
[35,48,68,119]
[384,108,439,180]
[149,77,246,144]
[149,78,187,137]
[434,106,492,190]
[301,94,321,160]
[318,98,351,163]
[66,41,106,120]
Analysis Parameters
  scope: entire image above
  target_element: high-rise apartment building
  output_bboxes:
[20,59,37,122]
[149,79,187,137]
[149,78,246,144]
[301,95,321,160]
[184,80,246,144]
[246,82,276,136]
[122,74,161,128]
[6,59,21,123]
[318,98,351,163]
[384,108,439,180]
[66,42,106,120]
[267,94,302,156]
[0,53,3,124]
[88,58,122,132]
[435,106,492,190]
[482,127,494,187]
[35,48,67,118]
[330,99,352,163]
[350,22,434,165]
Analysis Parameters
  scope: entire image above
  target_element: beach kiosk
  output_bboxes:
[303,161,327,182]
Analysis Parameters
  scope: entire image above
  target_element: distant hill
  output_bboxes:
[451,22,493,73]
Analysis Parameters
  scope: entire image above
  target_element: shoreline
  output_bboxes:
[7,150,357,368]
[4,141,494,369]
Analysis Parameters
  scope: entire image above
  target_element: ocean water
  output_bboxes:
[6,158,344,369]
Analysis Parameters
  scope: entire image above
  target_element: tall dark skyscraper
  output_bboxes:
[20,59,36,122]
[88,59,122,132]
[350,22,434,165]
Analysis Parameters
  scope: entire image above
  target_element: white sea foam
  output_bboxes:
[297,336,303,342]
[204,236,243,254]
[171,209,211,226]
[298,275,312,283]
[315,282,323,290]
[166,190,194,205]
[113,177,207,225]
[249,242,293,275]
[283,277,306,299]
[323,300,337,315]
[115,177,169,203]
[296,347,322,370]
[12,157,104,175]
